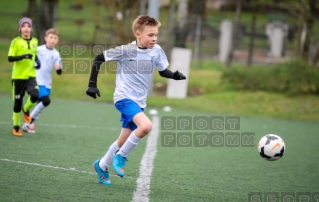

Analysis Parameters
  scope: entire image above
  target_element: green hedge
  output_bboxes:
[221,60,319,95]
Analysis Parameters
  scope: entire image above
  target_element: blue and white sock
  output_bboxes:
[117,131,140,157]
[99,141,120,171]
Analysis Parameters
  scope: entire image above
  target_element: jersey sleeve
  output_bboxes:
[8,39,17,56]
[103,45,125,62]
[155,48,169,71]
[55,52,62,67]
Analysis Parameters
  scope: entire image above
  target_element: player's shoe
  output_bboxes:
[92,160,111,186]
[22,123,36,134]
[29,123,35,130]
[112,154,127,177]
[12,126,22,137]
[22,108,31,123]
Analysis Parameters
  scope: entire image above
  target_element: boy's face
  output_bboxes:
[20,22,32,38]
[135,25,158,49]
[45,33,59,49]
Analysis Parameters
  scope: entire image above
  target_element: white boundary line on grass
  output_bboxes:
[0,121,118,131]
[0,158,136,179]
[132,116,160,202]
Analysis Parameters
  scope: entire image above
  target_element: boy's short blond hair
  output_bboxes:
[45,28,59,36]
[132,15,161,34]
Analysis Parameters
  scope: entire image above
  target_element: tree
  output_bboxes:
[102,0,140,44]
[26,0,59,45]
[263,0,319,64]
[174,0,206,48]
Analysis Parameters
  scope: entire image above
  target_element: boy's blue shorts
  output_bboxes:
[38,85,51,99]
[115,98,144,131]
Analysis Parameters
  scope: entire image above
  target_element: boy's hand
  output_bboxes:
[23,54,33,60]
[86,87,100,99]
[86,82,100,99]
[35,58,41,69]
[172,71,186,80]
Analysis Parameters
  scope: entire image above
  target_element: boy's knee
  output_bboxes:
[140,123,152,135]
[41,96,51,107]
[13,99,22,113]
[29,89,38,103]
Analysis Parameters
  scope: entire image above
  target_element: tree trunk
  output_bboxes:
[164,0,177,60]
[303,18,314,62]
[247,9,257,67]
[175,0,206,48]
[29,0,59,45]
[103,0,139,44]
[225,0,241,68]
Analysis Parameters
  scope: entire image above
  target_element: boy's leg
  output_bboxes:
[117,112,152,157]
[112,99,152,177]
[30,86,51,124]
[12,79,27,136]
[99,128,132,171]
[22,77,38,123]
[23,86,50,133]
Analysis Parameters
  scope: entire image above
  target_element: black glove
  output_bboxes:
[86,82,100,99]
[172,70,186,80]
[23,54,33,60]
[35,57,41,69]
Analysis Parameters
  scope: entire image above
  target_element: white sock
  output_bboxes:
[30,101,45,121]
[118,131,141,157]
[99,141,120,171]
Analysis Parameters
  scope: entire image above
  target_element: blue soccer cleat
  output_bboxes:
[92,159,111,186]
[112,154,127,177]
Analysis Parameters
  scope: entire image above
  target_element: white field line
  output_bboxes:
[132,116,160,202]
[0,158,136,180]
[0,121,118,131]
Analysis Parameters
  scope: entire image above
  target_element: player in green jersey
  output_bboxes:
[8,17,40,136]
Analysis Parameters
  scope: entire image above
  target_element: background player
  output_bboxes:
[86,15,186,186]
[8,17,40,136]
[23,28,62,133]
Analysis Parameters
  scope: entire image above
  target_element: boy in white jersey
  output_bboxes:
[23,28,62,133]
[86,15,186,186]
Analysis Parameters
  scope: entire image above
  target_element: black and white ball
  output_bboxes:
[258,134,285,161]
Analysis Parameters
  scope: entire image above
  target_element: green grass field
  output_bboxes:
[1,95,319,201]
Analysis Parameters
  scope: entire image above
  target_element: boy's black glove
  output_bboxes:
[23,54,33,60]
[35,58,41,69]
[86,82,100,99]
[172,70,186,80]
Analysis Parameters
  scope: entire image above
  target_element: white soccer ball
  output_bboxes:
[258,134,285,161]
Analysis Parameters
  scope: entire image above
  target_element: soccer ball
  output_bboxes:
[258,134,285,161]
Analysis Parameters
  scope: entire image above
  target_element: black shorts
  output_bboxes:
[12,77,37,100]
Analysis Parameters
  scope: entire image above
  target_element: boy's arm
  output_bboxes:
[54,64,62,75]
[86,53,105,99]
[34,56,41,69]
[156,48,186,80]
[88,53,105,86]
[8,55,33,62]
[8,39,33,62]
[54,53,62,75]
[159,69,186,80]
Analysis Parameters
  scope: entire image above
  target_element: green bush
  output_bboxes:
[221,60,319,95]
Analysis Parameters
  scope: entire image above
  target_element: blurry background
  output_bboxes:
[0,0,319,122]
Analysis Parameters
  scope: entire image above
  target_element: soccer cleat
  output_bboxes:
[12,126,22,137]
[22,123,36,134]
[22,108,31,123]
[112,154,127,177]
[92,160,111,186]
[29,123,35,130]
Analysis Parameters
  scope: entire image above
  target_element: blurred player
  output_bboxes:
[8,17,40,136]
[86,15,186,186]
[22,28,62,133]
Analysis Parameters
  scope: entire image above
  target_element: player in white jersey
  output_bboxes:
[22,28,62,133]
[87,15,186,186]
